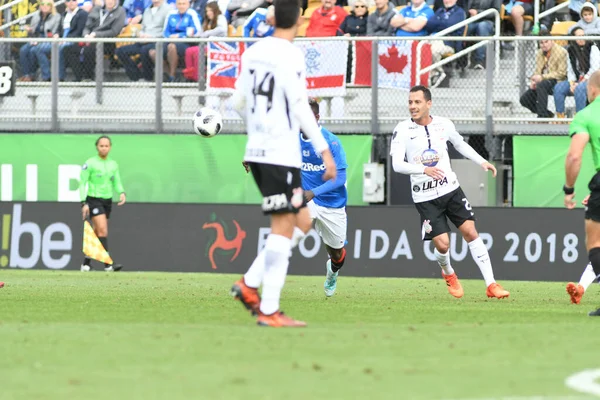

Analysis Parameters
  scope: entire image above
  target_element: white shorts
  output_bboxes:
[306,200,347,249]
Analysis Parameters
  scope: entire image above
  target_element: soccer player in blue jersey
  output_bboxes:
[302,98,349,297]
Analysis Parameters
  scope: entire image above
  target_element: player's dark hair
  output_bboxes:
[274,0,300,29]
[95,135,111,146]
[410,85,432,101]
[309,98,320,116]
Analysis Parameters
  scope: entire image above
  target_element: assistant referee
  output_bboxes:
[80,135,126,272]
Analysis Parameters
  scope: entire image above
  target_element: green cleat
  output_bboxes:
[324,259,338,297]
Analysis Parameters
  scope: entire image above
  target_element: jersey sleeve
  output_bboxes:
[327,131,348,170]
[79,159,90,202]
[112,163,125,195]
[569,111,590,137]
[447,120,487,165]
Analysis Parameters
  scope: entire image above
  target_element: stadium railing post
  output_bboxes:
[198,39,206,106]
[95,41,103,105]
[51,40,59,132]
[484,39,496,161]
[155,40,163,133]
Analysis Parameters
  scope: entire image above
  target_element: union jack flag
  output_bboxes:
[207,41,246,91]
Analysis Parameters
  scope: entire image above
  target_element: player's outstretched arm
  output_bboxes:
[448,128,496,177]
[390,132,429,176]
[564,132,590,209]
[308,169,347,201]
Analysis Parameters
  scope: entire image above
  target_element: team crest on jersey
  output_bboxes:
[303,150,310,157]
[291,187,304,209]
[420,149,440,167]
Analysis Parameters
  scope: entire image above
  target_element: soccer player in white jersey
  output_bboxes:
[229,0,337,327]
[390,85,510,299]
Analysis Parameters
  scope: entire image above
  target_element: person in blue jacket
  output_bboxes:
[161,0,201,81]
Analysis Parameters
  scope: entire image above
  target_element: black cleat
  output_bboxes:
[104,264,123,272]
[588,308,600,316]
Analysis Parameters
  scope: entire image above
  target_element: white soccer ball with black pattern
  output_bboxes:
[193,107,223,137]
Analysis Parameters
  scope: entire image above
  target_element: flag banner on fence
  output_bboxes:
[295,40,348,97]
[352,40,432,89]
[207,40,348,96]
[207,41,246,92]
[83,220,113,264]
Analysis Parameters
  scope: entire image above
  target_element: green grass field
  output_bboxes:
[1,270,600,400]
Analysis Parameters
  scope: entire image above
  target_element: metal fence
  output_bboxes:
[0,35,588,147]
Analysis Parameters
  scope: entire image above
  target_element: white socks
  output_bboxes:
[434,248,455,275]
[244,227,305,289]
[468,237,496,287]
[291,227,306,249]
[243,248,266,289]
[579,263,598,291]
[259,234,292,316]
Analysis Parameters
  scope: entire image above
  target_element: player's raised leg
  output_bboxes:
[566,263,594,304]
[431,233,463,298]
[458,220,509,299]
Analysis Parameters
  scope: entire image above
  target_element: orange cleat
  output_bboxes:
[0,282,4,288]
[442,272,464,298]
[257,311,307,327]
[566,282,585,304]
[486,283,510,299]
[230,278,261,316]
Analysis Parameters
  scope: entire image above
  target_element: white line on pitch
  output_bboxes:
[566,369,600,398]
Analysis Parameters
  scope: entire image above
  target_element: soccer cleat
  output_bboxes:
[324,259,338,297]
[566,282,585,304]
[104,264,123,272]
[486,283,510,299]
[81,264,92,272]
[230,278,261,316]
[442,272,464,298]
[589,308,600,316]
[257,311,307,327]
[0,282,4,288]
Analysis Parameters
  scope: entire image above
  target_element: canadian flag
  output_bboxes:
[352,40,432,89]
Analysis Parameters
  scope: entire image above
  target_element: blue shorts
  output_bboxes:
[505,1,534,16]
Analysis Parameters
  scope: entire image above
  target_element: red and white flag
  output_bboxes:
[296,40,348,97]
[352,40,432,89]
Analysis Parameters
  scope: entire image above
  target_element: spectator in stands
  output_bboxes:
[572,2,600,35]
[306,0,348,37]
[390,0,434,36]
[182,1,226,80]
[338,0,369,36]
[425,0,465,88]
[53,0,88,81]
[466,0,501,69]
[190,0,208,20]
[504,0,533,36]
[553,27,600,118]
[569,0,598,22]
[122,0,151,24]
[156,0,201,82]
[367,0,395,36]
[18,0,61,82]
[227,0,264,28]
[115,0,171,81]
[519,33,568,118]
[63,0,125,81]
[243,4,274,37]
[433,0,466,11]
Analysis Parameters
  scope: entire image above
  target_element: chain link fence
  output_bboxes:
[0,35,591,148]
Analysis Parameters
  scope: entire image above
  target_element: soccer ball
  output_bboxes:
[193,107,223,137]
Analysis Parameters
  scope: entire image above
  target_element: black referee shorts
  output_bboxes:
[86,196,113,219]
[586,171,600,222]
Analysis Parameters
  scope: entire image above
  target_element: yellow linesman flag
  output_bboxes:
[82,221,113,264]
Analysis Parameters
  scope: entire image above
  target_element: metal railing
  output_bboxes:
[416,8,501,79]
[0,35,591,142]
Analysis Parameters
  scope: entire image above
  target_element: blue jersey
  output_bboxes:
[243,8,274,38]
[395,4,434,36]
[300,127,348,209]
